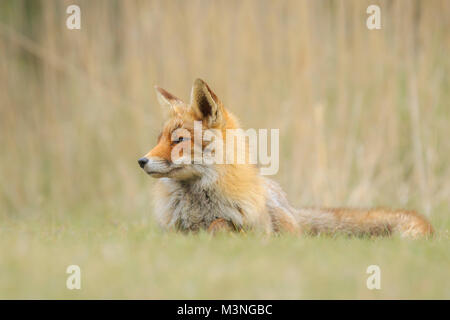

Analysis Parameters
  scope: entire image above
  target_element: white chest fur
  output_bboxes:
[154,178,244,231]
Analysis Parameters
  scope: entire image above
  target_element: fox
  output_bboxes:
[138,78,433,238]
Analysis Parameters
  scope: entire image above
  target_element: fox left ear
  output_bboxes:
[155,86,183,108]
[190,78,224,127]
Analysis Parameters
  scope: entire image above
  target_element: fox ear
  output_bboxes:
[190,78,224,127]
[154,86,182,108]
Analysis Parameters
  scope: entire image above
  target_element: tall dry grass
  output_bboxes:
[0,0,449,226]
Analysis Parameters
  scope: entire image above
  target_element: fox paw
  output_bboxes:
[207,218,234,235]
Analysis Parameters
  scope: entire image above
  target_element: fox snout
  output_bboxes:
[137,156,177,178]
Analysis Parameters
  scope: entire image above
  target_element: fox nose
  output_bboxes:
[138,157,149,169]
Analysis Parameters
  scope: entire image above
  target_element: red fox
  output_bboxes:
[138,79,433,238]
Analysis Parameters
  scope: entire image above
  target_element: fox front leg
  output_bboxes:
[207,218,236,235]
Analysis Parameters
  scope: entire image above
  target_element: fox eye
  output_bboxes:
[174,136,188,144]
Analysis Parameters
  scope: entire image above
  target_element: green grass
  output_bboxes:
[1,213,448,299]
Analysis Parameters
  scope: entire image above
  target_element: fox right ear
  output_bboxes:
[154,86,182,108]
[190,78,224,127]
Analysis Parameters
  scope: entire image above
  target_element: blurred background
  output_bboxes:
[1,0,449,223]
[0,0,449,299]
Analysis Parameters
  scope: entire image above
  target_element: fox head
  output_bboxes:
[138,79,240,181]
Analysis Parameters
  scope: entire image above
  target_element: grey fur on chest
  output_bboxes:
[163,179,243,231]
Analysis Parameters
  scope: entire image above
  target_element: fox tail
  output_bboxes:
[296,207,433,238]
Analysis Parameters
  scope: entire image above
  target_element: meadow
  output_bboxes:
[0,0,449,299]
